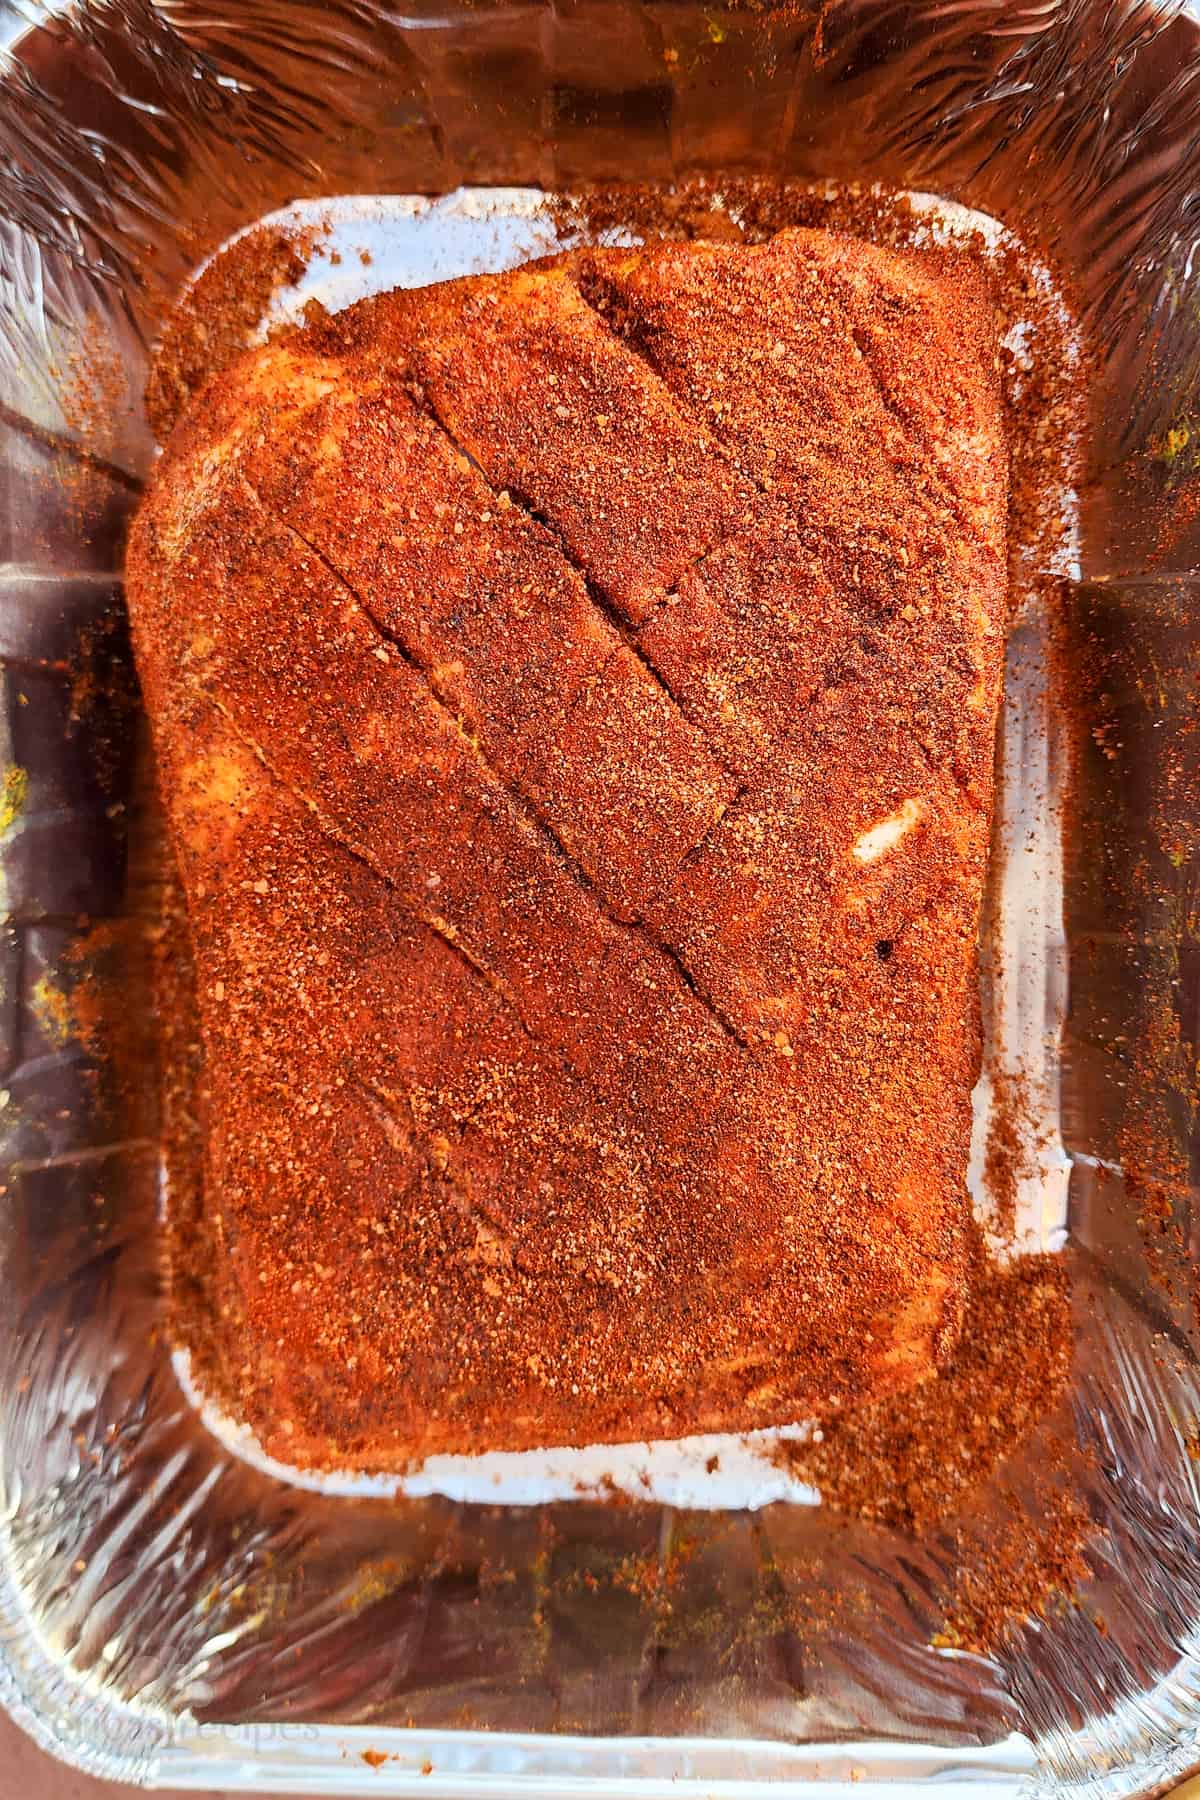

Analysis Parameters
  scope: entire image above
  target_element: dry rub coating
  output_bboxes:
[128,228,1008,1469]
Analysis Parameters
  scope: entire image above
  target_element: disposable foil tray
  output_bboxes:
[0,1,1199,1794]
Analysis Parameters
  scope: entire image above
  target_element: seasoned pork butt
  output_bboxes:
[128,227,1007,1468]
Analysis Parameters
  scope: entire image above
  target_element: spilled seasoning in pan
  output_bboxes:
[553,176,1095,1651]
[774,1242,1091,1652]
[146,223,321,441]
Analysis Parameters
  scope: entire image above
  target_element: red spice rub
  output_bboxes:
[782,1254,1072,1532]
[126,228,1009,1469]
[144,224,316,443]
[778,1251,1088,1653]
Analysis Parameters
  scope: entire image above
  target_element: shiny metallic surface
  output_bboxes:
[0,1,1198,1793]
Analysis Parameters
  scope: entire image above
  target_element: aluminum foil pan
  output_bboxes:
[1,1,1199,1794]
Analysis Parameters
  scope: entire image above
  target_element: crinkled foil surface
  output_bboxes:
[0,1,1199,1794]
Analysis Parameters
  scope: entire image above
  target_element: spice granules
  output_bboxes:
[144,223,319,442]
[780,1252,1072,1533]
[774,1245,1092,1653]
[982,1067,1042,1245]
[936,1479,1093,1653]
